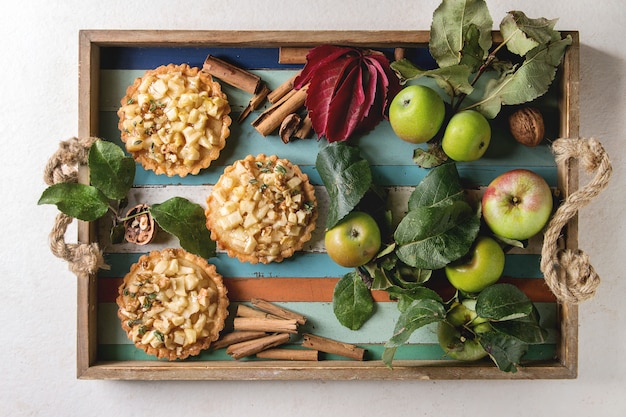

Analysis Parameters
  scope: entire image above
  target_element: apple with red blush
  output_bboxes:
[482,169,553,241]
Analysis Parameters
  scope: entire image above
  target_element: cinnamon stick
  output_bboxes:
[267,73,300,104]
[252,84,308,136]
[251,298,307,325]
[278,47,310,65]
[227,333,291,359]
[256,348,319,361]
[233,317,299,334]
[211,331,267,350]
[237,84,271,123]
[203,55,261,94]
[236,304,282,320]
[301,334,366,361]
[394,48,406,61]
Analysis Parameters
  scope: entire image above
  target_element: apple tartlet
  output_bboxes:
[116,248,229,360]
[205,154,317,264]
[117,63,231,177]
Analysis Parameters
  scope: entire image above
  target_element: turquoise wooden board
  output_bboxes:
[100,252,544,279]
[98,302,559,361]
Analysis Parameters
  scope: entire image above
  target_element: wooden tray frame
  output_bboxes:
[77,30,579,380]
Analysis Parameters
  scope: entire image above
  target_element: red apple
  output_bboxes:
[482,169,553,241]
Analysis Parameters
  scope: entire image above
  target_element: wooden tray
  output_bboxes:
[77,30,580,380]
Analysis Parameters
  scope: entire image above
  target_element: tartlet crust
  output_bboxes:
[116,248,229,361]
[206,154,317,264]
[117,63,231,177]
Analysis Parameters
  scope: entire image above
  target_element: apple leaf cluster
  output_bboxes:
[317,142,549,372]
[394,163,480,270]
[294,45,401,143]
[38,139,215,259]
[385,283,547,373]
[392,0,572,118]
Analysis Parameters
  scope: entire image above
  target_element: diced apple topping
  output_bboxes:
[118,64,231,176]
[118,250,224,352]
[206,155,317,263]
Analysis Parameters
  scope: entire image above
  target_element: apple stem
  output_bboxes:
[451,33,514,113]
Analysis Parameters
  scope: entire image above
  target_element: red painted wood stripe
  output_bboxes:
[99,276,556,303]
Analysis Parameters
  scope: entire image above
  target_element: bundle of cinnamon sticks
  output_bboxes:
[202,54,313,143]
[212,298,366,361]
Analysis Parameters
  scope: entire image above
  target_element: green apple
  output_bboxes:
[437,321,488,361]
[438,299,493,361]
[324,211,381,268]
[446,299,487,327]
[445,236,505,293]
[482,169,553,240]
[388,85,446,143]
[441,110,491,161]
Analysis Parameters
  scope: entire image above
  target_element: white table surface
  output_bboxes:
[2,1,624,415]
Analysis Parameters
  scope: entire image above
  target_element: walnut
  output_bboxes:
[124,204,157,245]
[508,107,545,147]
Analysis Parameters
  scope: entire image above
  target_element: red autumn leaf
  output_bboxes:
[327,61,366,141]
[294,45,401,143]
[303,52,357,142]
[295,45,357,86]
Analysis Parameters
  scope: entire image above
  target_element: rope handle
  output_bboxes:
[44,137,108,278]
[540,137,612,304]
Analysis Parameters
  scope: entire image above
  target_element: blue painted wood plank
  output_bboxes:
[100,252,544,279]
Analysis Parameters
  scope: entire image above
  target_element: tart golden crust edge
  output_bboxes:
[117,63,232,177]
[116,248,229,361]
[205,154,318,264]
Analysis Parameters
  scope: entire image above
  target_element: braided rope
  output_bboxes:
[44,137,108,277]
[540,137,612,304]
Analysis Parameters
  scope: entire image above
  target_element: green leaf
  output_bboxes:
[88,140,135,200]
[491,304,548,344]
[475,283,533,321]
[316,142,373,229]
[500,11,560,56]
[429,0,493,68]
[492,234,528,249]
[332,271,375,330]
[150,197,216,259]
[394,201,480,270]
[479,329,529,373]
[381,346,398,368]
[386,286,443,313]
[38,183,109,221]
[459,24,485,73]
[412,146,448,169]
[383,298,446,366]
[471,35,572,118]
[392,266,433,289]
[368,265,395,291]
[110,222,126,244]
[408,162,465,210]
[391,60,474,98]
